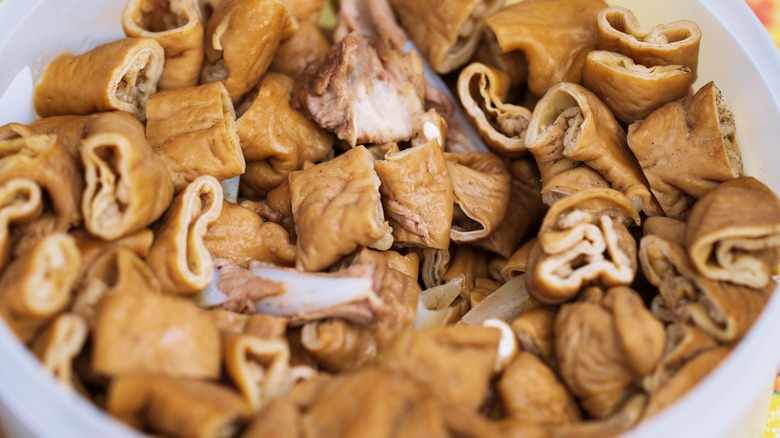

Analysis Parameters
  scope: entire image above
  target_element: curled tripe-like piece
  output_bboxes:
[583,50,693,124]
[645,347,730,418]
[107,374,251,438]
[628,82,744,220]
[0,233,82,343]
[70,228,153,275]
[0,115,90,157]
[146,82,245,192]
[147,175,223,295]
[484,0,607,97]
[510,305,557,367]
[389,0,504,74]
[685,177,780,289]
[642,323,718,396]
[639,233,771,343]
[497,351,581,425]
[270,21,330,79]
[0,179,43,272]
[290,146,392,272]
[301,318,378,372]
[0,134,83,232]
[81,111,173,240]
[374,139,454,250]
[31,313,88,389]
[34,38,165,120]
[556,286,665,418]
[474,159,546,258]
[201,0,296,103]
[72,246,161,328]
[597,6,702,79]
[237,72,333,197]
[446,151,512,243]
[501,238,536,281]
[526,188,640,305]
[457,62,533,157]
[92,291,221,379]
[204,201,295,269]
[122,0,204,90]
[224,334,316,411]
[525,81,661,216]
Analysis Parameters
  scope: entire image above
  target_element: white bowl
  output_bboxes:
[1,0,779,437]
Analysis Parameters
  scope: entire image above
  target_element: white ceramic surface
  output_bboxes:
[0,0,779,437]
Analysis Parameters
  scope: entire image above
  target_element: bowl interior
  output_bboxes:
[0,0,779,437]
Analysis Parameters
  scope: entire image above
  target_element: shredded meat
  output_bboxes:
[294,32,425,146]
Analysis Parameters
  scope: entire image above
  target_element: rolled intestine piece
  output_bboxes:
[201,0,296,103]
[81,111,174,240]
[582,50,693,124]
[0,233,82,343]
[0,134,83,232]
[147,175,223,295]
[389,0,505,74]
[0,179,43,272]
[596,6,701,79]
[122,0,204,90]
[146,82,245,192]
[34,38,164,120]
[525,82,661,216]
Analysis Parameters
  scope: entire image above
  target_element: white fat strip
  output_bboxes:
[252,267,377,316]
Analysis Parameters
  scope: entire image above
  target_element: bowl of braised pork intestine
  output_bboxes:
[0,0,779,437]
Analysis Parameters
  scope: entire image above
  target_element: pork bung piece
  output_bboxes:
[685,178,780,288]
[0,179,43,272]
[597,6,701,79]
[446,151,512,243]
[92,292,221,379]
[238,72,333,196]
[390,0,504,74]
[526,188,639,304]
[457,62,533,157]
[0,233,81,343]
[583,50,693,124]
[201,0,296,103]
[146,82,245,192]
[525,81,660,216]
[485,0,607,96]
[34,38,164,120]
[107,374,250,438]
[290,146,392,271]
[627,82,744,220]
[147,175,223,294]
[122,0,204,89]
[0,134,83,232]
[556,286,665,418]
[81,111,174,240]
[374,140,454,249]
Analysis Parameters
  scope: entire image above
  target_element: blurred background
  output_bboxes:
[750,0,780,435]
[753,3,780,432]
[747,0,780,46]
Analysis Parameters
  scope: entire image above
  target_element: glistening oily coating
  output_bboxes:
[0,0,776,437]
